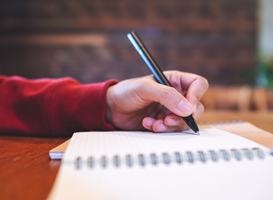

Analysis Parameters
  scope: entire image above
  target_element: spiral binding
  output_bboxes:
[198,120,244,127]
[74,147,266,169]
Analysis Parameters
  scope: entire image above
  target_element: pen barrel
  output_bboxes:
[128,31,199,133]
[141,49,172,87]
[128,31,172,87]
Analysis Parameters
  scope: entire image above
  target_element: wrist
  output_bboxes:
[105,85,114,125]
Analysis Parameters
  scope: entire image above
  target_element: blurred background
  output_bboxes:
[0,0,272,111]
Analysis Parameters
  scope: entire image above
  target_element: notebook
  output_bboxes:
[47,128,273,200]
[49,121,273,159]
[49,139,70,159]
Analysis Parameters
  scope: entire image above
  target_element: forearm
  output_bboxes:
[0,75,118,136]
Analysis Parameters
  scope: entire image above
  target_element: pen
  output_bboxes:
[127,31,200,135]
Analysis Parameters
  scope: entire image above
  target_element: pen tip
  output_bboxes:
[196,131,200,136]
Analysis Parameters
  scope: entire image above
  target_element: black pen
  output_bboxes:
[127,31,200,135]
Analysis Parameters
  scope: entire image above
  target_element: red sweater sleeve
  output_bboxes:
[0,75,119,136]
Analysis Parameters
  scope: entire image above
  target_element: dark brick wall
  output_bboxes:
[0,0,257,85]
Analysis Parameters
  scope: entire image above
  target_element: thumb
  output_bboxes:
[140,82,193,117]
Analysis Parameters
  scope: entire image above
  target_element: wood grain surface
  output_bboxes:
[0,136,68,200]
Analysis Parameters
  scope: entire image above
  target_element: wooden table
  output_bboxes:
[198,110,273,134]
[0,111,272,200]
[0,136,69,200]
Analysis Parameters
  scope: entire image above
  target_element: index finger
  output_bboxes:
[165,71,209,106]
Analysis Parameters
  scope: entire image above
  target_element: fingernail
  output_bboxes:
[157,124,167,132]
[167,118,179,126]
[177,99,192,115]
[145,118,154,127]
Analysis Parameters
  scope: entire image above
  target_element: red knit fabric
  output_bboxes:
[0,75,118,136]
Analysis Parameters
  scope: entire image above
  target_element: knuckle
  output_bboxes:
[159,86,178,99]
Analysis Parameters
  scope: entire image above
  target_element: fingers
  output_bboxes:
[142,102,204,132]
[165,71,208,115]
[186,78,208,114]
[139,71,208,117]
[143,117,189,132]
[139,80,193,117]
[180,74,208,111]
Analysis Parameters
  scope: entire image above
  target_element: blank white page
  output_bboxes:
[48,128,273,200]
[63,128,269,161]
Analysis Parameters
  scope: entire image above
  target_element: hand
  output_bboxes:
[106,70,209,132]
